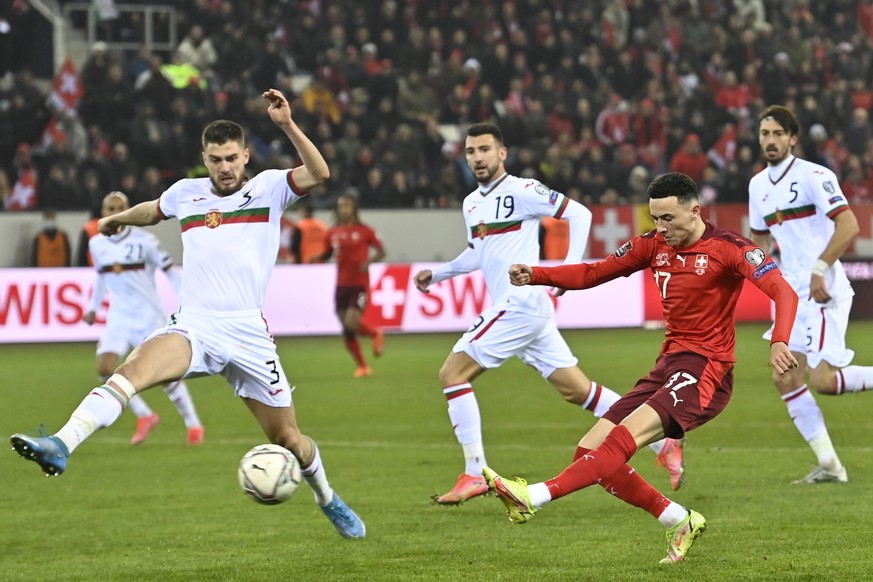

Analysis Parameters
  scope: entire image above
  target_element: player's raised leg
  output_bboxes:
[10,334,191,475]
[547,365,686,490]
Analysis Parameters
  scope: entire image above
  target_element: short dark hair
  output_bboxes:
[466,122,504,146]
[648,172,699,204]
[202,120,245,149]
[758,105,799,137]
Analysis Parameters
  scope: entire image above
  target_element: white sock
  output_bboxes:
[835,366,873,394]
[581,381,620,417]
[528,482,552,509]
[444,385,486,474]
[127,394,153,418]
[657,502,688,528]
[55,383,131,453]
[462,441,486,476]
[782,385,841,470]
[300,437,333,506]
[809,434,843,473]
[163,381,201,428]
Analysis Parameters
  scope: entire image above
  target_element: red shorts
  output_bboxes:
[603,351,734,439]
[335,286,368,313]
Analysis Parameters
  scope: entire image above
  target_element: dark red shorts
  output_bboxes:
[335,286,368,313]
[603,351,734,439]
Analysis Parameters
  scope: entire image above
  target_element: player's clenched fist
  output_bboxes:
[509,264,533,286]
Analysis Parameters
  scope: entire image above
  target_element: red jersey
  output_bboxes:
[326,223,383,288]
[530,220,798,363]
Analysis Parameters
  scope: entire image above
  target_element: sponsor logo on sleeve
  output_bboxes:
[823,181,835,194]
[744,248,766,267]
[828,195,845,205]
[549,190,560,205]
[614,240,633,258]
[753,261,778,279]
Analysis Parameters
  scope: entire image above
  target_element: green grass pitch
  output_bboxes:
[2,322,873,581]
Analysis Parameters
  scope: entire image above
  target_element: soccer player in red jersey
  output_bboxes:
[313,192,386,377]
[483,172,800,564]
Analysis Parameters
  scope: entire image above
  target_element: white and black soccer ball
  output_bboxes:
[238,444,302,505]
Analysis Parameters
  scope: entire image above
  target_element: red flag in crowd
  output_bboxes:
[48,58,83,112]
[36,59,83,153]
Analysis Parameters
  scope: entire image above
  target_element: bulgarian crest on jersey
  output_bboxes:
[477,220,487,240]
[205,209,222,229]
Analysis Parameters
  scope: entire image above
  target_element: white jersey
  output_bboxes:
[454,174,573,317]
[158,169,306,311]
[748,155,853,302]
[88,226,171,324]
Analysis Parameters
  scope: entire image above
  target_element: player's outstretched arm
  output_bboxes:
[98,200,160,235]
[756,271,799,374]
[422,246,480,292]
[262,88,329,192]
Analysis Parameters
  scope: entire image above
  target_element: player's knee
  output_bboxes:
[96,363,115,378]
[560,388,585,405]
[272,427,304,454]
[342,329,356,341]
[809,371,838,395]
[438,362,465,387]
[772,369,800,391]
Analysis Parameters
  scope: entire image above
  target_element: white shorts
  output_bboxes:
[147,307,293,407]
[452,306,577,378]
[97,317,164,357]
[788,296,855,369]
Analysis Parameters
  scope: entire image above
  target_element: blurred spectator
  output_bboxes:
[38,163,80,210]
[5,0,873,221]
[397,70,438,127]
[277,210,296,264]
[134,54,175,111]
[75,212,101,267]
[595,93,631,147]
[31,211,70,267]
[292,201,329,264]
[669,133,710,184]
[844,107,873,157]
[841,155,873,205]
[107,142,139,191]
[301,78,343,126]
[130,166,166,205]
[175,25,217,83]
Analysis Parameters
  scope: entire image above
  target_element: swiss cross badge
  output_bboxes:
[205,209,222,229]
[694,254,709,275]
[477,221,487,240]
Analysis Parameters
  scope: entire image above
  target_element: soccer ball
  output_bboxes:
[238,444,302,505]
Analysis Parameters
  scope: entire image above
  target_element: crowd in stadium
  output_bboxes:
[3,0,873,215]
